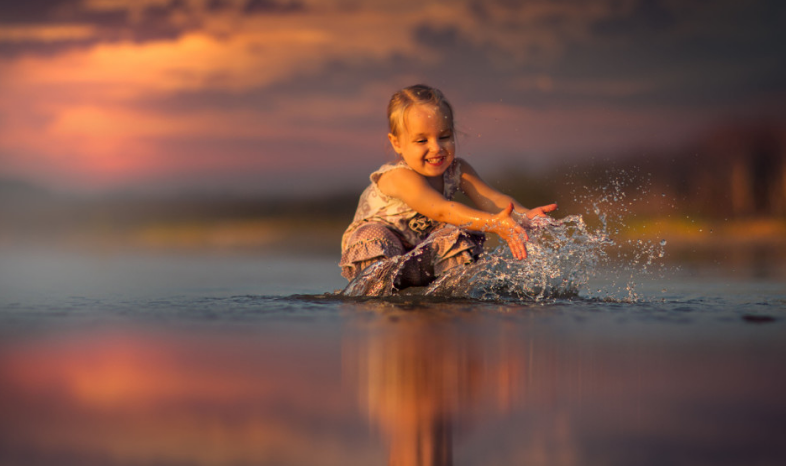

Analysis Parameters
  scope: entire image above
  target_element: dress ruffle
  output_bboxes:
[340,222,485,283]
[339,224,406,280]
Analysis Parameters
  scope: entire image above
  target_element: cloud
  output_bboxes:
[0,0,784,193]
[591,0,676,36]
[0,24,98,42]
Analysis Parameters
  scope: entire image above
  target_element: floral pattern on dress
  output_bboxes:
[408,214,436,238]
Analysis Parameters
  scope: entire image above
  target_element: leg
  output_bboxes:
[340,223,405,281]
[341,222,434,290]
[391,226,485,289]
[426,226,486,276]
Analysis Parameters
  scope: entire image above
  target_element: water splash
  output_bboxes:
[339,258,403,297]
[423,215,609,301]
[340,170,667,303]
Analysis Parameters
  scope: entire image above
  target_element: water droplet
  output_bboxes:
[660,239,667,246]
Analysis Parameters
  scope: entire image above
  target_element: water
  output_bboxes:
[2,171,786,465]
[1,242,785,466]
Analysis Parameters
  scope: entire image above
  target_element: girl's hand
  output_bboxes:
[492,203,529,260]
[525,203,558,219]
[514,203,558,228]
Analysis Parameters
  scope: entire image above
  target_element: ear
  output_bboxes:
[388,132,402,154]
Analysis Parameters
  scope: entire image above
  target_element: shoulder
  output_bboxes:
[371,160,417,191]
[455,157,478,176]
[370,160,409,184]
[368,161,410,201]
[377,164,427,199]
[456,157,475,173]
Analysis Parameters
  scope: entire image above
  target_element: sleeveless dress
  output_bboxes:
[339,158,485,282]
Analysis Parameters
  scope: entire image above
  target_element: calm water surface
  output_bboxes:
[1,247,785,466]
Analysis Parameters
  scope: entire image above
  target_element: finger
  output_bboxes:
[502,202,514,216]
[514,232,527,260]
[507,238,521,260]
[528,203,558,219]
[516,242,526,260]
[518,238,528,259]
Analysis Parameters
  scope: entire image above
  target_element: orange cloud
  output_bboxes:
[0,24,98,42]
[0,5,427,187]
[0,0,744,192]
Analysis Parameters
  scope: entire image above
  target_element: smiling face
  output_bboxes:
[388,104,455,179]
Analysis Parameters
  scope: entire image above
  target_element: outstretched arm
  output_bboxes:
[377,167,531,259]
[458,159,557,222]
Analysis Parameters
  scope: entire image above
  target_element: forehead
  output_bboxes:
[403,104,451,132]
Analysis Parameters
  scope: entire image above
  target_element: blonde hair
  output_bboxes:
[387,84,455,137]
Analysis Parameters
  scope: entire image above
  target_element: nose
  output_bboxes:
[429,138,443,153]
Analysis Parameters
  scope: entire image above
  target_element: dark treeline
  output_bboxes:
[497,120,786,220]
[0,180,358,236]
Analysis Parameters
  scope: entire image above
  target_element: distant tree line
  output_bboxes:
[497,120,786,219]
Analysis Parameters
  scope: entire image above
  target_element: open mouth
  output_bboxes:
[426,156,446,165]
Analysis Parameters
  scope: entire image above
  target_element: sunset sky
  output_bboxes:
[1,0,784,196]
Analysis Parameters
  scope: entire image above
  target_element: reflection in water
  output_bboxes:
[1,304,785,465]
[0,328,375,466]
[344,307,583,466]
[346,312,507,465]
[343,303,786,465]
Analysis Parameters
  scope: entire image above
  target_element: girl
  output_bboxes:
[340,84,557,290]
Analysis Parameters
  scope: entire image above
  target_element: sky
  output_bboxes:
[1,0,785,196]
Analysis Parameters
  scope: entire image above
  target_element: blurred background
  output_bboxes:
[1,0,785,261]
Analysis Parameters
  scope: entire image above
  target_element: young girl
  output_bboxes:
[340,84,557,290]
